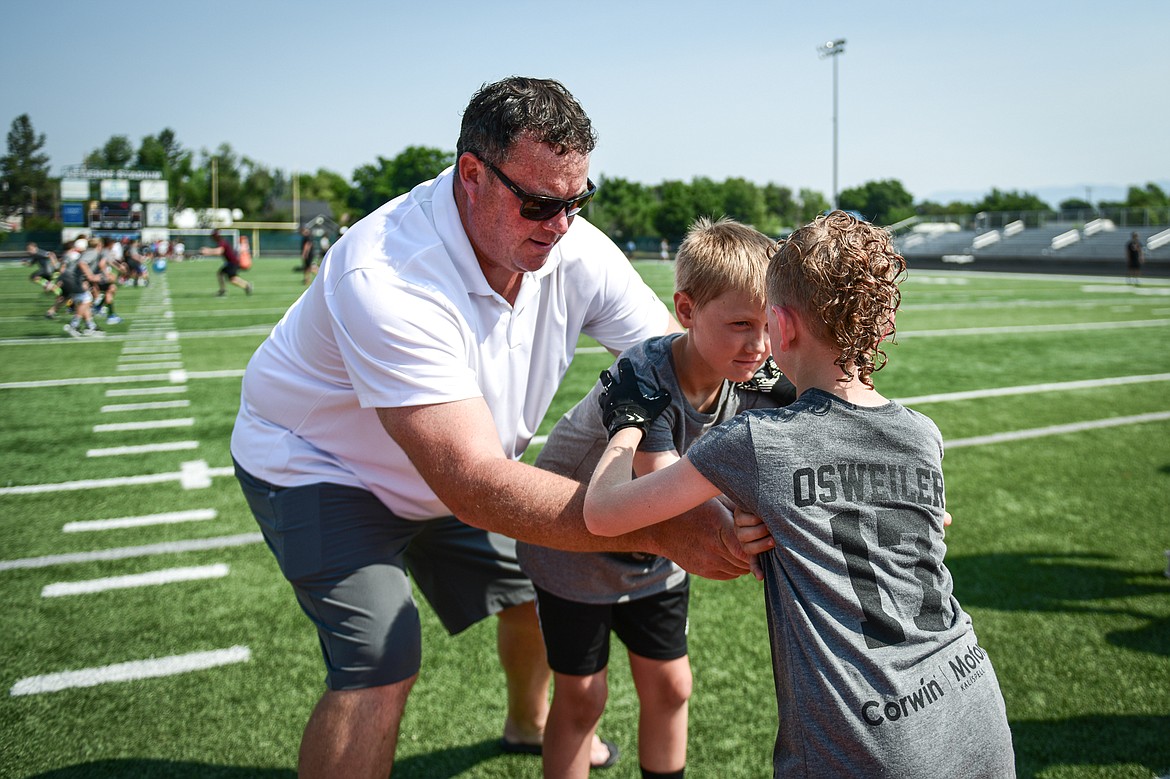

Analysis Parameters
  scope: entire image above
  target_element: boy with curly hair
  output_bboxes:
[584,211,1015,777]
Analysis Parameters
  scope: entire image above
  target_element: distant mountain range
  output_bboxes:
[923,180,1170,210]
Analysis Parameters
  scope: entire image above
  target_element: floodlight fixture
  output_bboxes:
[817,38,846,209]
[818,38,846,58]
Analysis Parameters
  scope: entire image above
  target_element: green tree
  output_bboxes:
[653,180,696,241]
[1125,182,1168,208]
[349,156,396,217]
[298,168,355,225]
[761,183,798,232]
[206,143,242,211]
[688,176,724,222]
[391,146,454,195]
[972,188,1051,214]
[137,128,194,210]
[350,145,453,220]
[797,188,830,223]
[136,128,188,171]
[589,176,655,242]
[238,156,275,217]
[721,177,767,228]
[177,144,243,214]
[838,179,915,225]
[85,135,135,168]
[1,114,52,219]
[916,199,973,217]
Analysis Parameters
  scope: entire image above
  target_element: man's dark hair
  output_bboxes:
[456,76,597,164]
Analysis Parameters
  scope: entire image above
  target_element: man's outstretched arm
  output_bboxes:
[377,398,751,580]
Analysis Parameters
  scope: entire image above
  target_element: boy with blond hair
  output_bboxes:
[585,211,1015,777]
[518,216,794,778]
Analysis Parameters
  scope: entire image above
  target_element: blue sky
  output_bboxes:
[4,0,1168,207]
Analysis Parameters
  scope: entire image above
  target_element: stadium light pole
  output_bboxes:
[293,172,301,226]
[818,38,846,210]
[211,157,219,212]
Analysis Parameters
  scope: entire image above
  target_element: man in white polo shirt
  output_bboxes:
[231,76,752,777]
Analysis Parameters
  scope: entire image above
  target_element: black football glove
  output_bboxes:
[735,356,798,406]
[598,358,672,439]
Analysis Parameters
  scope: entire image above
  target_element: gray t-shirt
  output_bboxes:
[518,334,780,603]
[688,389,1015,778]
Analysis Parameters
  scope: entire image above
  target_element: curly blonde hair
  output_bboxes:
[766,211,906,387]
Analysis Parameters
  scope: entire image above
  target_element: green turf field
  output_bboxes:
[0,255,1167,778]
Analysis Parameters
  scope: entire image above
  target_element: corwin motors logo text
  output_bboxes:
[861,676,945,726]
[949,643,989,692]
[859,643,989,726]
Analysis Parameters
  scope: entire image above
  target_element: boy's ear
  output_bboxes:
[674,291,697,328]
[770,304,798,352]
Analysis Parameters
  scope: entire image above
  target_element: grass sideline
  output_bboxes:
[0,255,1167,778]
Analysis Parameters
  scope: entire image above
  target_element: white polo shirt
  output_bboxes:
[230,168,670,519]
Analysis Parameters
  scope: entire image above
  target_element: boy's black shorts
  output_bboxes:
[534,582,689,676]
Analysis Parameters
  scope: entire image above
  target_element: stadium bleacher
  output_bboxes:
[896,220,1168,275]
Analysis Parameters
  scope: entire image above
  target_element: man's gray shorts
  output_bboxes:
[235,462,536,690]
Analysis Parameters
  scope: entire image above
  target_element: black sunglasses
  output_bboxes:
[476,155,597,222]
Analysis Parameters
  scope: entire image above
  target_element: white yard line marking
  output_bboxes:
[901,297,1168,312]
[905,276,970,285]
[64,509,217,532]
[896,374,1170,405]
[41,564,230,597]
[1082,284,1170,296]
[87,440,199,458]
[0,374,177,389]
[160,325,273,339]
[897,319,1169,338]
[947,412,1170,449]
[120,346,181,355]
[118,353,182,362]
[0,533,262,571]
[99,400,191,413]
[180,461,212,489]
[93,418,194,433]
[0,369,220,390]
[104,386,187,397]
[907,269,1170,284]
[0,463,234,496]
[182,369,243,379]
[116,362,184,371]
[9,646,251,696]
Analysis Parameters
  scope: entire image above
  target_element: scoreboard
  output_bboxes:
[59,167,165,236]
[88,202,144,231]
